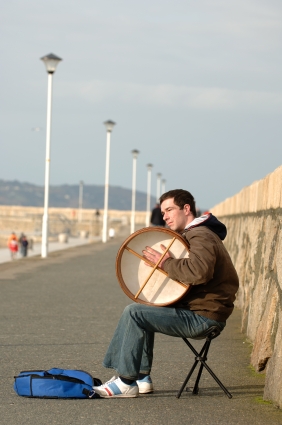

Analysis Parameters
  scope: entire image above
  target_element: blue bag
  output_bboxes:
[13,368,102,399]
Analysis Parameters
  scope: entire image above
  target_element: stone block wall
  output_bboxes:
[211,165,282,408]
[0,206,147,247]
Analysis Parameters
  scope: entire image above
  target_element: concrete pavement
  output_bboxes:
[0,237,282,425]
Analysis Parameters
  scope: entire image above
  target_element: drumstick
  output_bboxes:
[124,246,187,288]
[134,237,176,299]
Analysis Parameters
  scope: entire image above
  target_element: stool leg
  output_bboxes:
[177,337,233,399]
[176,358,199,398]
[176,339,208,399]
[191,339,211,394]
[197,356,233,399]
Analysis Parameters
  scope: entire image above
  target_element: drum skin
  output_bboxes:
[116,227,191,306]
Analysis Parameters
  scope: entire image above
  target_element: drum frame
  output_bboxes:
[116,227,191,306]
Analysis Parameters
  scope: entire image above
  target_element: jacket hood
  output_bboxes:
[183,213,227,240]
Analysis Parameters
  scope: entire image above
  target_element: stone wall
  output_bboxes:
[0,206,147,247]
[0,206,147,225]
[210,165,282,408]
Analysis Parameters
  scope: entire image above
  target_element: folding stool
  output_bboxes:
[176,325,232,399]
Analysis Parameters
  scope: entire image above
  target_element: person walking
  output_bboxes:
[7,232,18,260]
[21,235,29,257]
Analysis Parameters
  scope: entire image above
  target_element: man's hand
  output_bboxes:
[142,244,171,270]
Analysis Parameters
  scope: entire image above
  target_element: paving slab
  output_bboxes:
[0,237,282,425]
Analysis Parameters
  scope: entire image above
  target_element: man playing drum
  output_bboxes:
[93,189,239,398]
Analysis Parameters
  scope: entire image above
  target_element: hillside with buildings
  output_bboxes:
[0,180,155,211]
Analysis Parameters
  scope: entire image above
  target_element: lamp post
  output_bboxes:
[146,163,153,227]
[78,180,83,223]
[156,173,162,203]
[161,178,166,196]
[131,149,140,234]
[40,53,62,258]
[102,120,116,243]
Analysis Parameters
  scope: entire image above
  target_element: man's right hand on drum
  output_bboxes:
[142,244,171,270]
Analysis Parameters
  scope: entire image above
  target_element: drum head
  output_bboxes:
[116,227,190,306]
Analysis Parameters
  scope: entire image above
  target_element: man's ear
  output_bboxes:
[183,204,191,215]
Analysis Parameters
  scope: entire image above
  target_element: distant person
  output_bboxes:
[21,235,29,257]
[95,209,101,221]
[150,203,165,227]
[7,232,18,260]
[109,228,115,239]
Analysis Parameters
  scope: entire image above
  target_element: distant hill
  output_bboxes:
[0,180,156,211]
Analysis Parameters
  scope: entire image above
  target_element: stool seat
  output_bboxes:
[176,326,232,399]
[192,325,221,340]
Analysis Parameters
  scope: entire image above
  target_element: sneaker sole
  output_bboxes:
[97,394,138,398]
[139,388,154,394]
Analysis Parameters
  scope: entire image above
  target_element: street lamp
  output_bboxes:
[156,173,162,203]
[40,53,62,258]
[102,120,116,243]
[146,163,153,227]
[161,179,166,195]
[131,149,140,234]
[78,180,83,223]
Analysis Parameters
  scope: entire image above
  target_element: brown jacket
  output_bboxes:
[163,226,239,322]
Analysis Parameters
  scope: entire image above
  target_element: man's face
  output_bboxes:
[161,198,191,232]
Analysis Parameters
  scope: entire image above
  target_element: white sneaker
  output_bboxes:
[93,376,139,398]
[136,375,154,394]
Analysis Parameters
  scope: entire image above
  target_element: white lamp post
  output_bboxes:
[161,179,166,195]
[146,163,153,227]
[40,53,62,258]
[156,173,162,203]
[130,149,140,234]
[78,180,83,223]
[102,120,116,243]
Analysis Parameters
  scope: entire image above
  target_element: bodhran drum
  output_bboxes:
[116,227,191,306]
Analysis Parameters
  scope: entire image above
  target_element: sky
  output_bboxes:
[1,0,282,210]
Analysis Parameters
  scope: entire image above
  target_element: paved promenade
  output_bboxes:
[1,237,282,425]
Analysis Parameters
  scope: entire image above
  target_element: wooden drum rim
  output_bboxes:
[115,227,190,306]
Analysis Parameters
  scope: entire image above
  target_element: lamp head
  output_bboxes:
[131,149,140,159]
[40,53,62,74]
[104,120,116,132]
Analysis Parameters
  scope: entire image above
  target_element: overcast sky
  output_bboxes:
[1,0,282,210]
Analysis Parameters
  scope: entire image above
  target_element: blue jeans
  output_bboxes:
[103,303,225,380]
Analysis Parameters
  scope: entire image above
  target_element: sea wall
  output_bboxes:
[210,165,282,408]
[0,206,147,246]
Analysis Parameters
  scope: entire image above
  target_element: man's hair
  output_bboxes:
[159,189,197,217]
